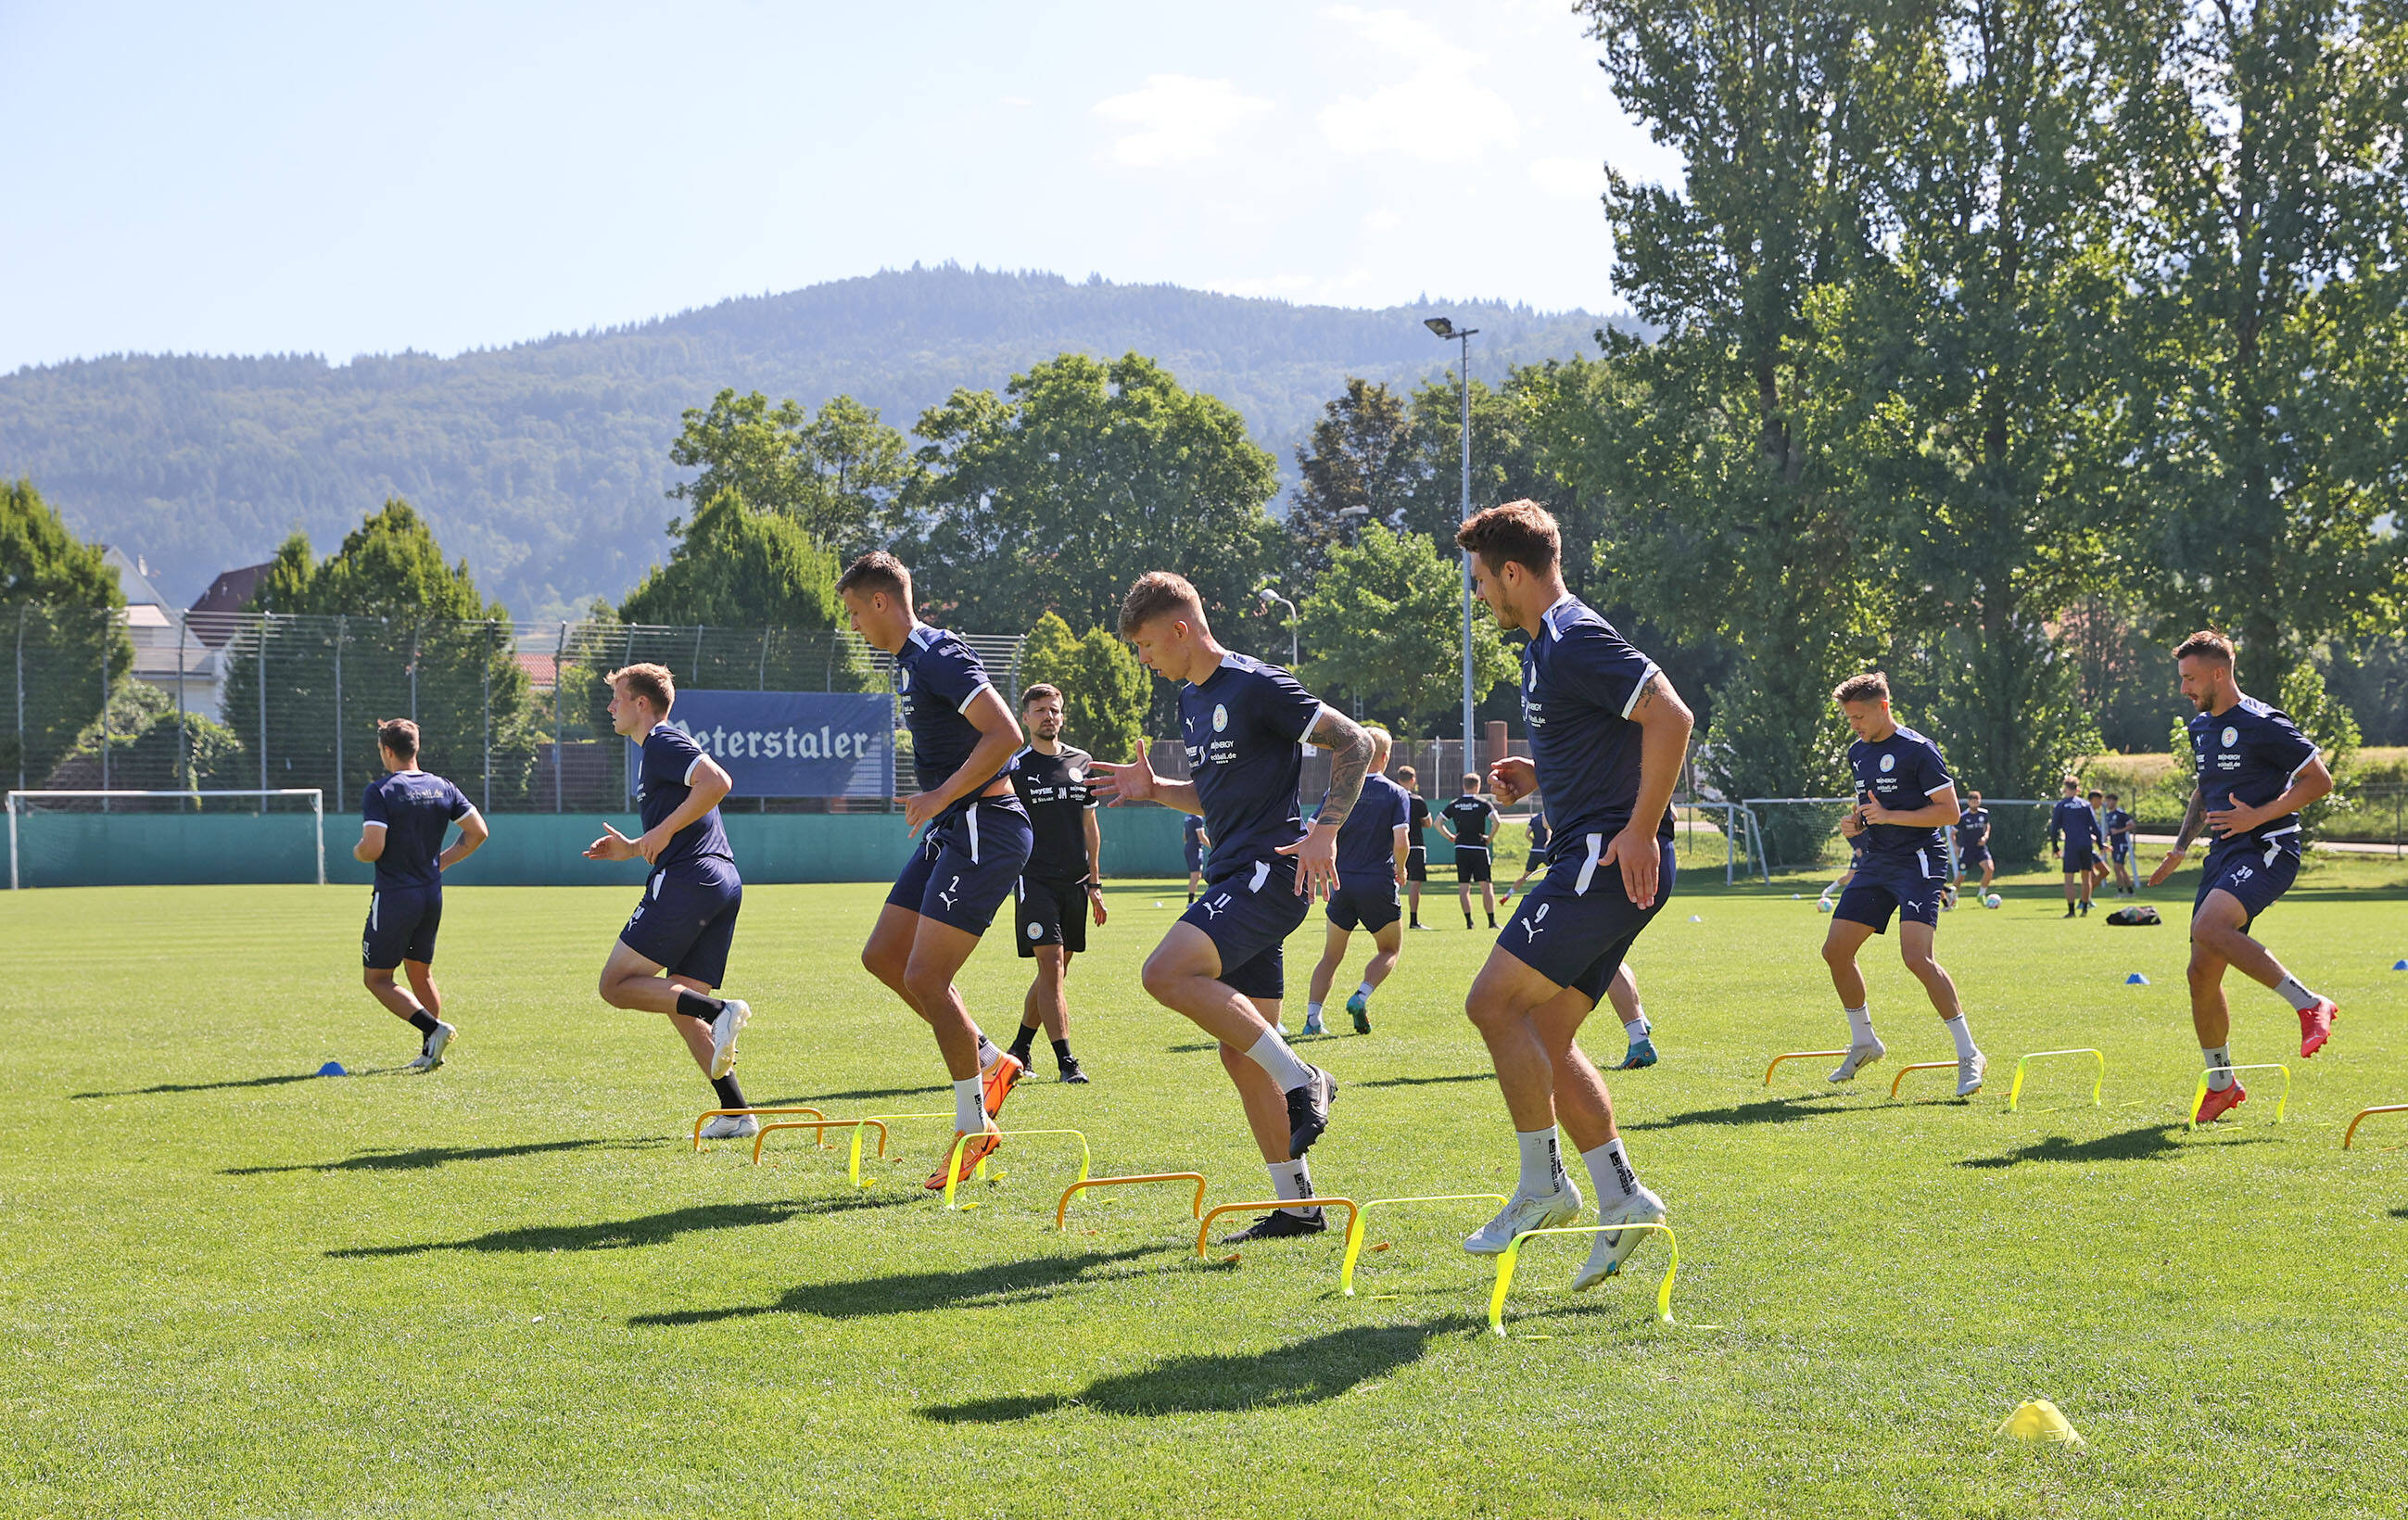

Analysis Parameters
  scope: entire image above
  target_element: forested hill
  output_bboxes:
[0,266,1619,618]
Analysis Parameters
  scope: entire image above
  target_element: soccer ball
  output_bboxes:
[1983,893,2002,909]
[1817,896,1833,914]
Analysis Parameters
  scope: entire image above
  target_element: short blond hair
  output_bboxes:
[1119,571,1204,637]
[608,662,676,714]
[1832,671,1890,704]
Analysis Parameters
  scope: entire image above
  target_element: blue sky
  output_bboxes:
[0,1,1681,374]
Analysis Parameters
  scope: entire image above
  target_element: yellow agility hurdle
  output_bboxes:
[2188,1064,2289,1130]
[750,1116,888,1166]
[1488,1222,1679,1335]
[1764,1049,1849,1085]
[1337,1193,1506,1297]
[1888,1061,1958,1098]
[2343,1104,2408,1149]
[690,1106,824,1150]
[939,1127,1092,1210]
[2006,1048,2105,1112]
[1054,1172,1208,1231]
[1196,1197,1360,1258]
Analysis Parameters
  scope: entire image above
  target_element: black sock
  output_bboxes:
[1051,1038,1074,1067]
[1410,913,1420,926]
[1487,915,1496,928]
[676,989,723,1022]
[711,1072,747,1109]
[406,1009,440,1036]
[1009,1027,1036,1061]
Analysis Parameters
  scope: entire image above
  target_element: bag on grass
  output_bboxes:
[2105,906,2161,926]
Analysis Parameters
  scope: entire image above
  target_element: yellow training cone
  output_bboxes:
[1996,1399,2086,1450]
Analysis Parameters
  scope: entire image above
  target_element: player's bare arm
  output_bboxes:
[2148,786,2208,886]
[637,754,732,865]
[903,685,1022,832]
[437,808,489,870]
[1275,706,1373,897]
[1392,823,1409,885]
[2204,755,2332,840]
[1090,743,1202,815]
[1084,807,1108,926]
[353,822,387,863]
[1613,672,1693,909]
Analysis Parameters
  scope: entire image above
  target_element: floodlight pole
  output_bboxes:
[1426,318,1479,779]
[1257,587,1299,670]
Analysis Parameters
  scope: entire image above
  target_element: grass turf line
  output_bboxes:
[2,860,2403,1518]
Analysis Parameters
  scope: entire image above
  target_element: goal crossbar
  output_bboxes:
[7,789,325,890]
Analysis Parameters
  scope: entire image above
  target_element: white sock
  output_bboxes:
[1244,1029,1314,1092]
[2202,1045,2234,1091]
[1355,980,1375,998]
[951,1075,984,1132]
[1269,1159,1319,1218]
[2275,975,2319,1012]
[1582,1137,1638,1202]
[1844,1005,1875,1045]
[1945,1013,1978,1060]
[1515,1126,1566,1196]
[1627,1013,1652,1039]
[975,1032,1003,1069]
[1306,1002,1324,1023]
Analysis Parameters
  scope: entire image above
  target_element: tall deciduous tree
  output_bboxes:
[669,388,919,554]
[1020,611,1149,763]
[1289,379,1423,577]
[0,477,132,788]
[619,490,843,630]
[906,352,1282,631]
[1297,525,1516,733]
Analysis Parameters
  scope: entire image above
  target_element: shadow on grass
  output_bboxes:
[919,1318,1477,1421]
[1359,1072,1493,1090]
[71,1070,394,1099]
[1622,1094,1851,1133]
[2389,1206,2408,1220]
[630,1244,1180,1326]
[226,1136,665,1176]
[771,1085,945,1105]
[328,1197,852,1257]
[1958,1123,2275,1169]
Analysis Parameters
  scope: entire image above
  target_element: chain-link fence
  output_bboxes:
[6,603,1022,813]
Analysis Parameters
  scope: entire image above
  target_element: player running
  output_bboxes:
[1092,572,1371,1243]
[838,552,1034,1189]
[1820,672,1986,1096]
[1006,683,1104,1084]
[1183,813,1209,905]
[1444,775,1502,930]
[1502,804,1550,901]
[352,718,488,1070]
[1453,500,1686,1291]
[1302,726,1411,1036]
[584,665,758,1136]
[2103,792,2136,896]
[2050,778,2106,917]
[1953,791,1996,896]
[1399,766,1436,930]
[2147,631,2339,1123]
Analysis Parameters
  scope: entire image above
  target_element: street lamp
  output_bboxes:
[1424,315,1479,779]
[1256,586,1299,669]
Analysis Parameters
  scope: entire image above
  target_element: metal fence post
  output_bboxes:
[176,614,189,798]
[333,614,346,808]
[258,615,270,816]
[99,615,110,810]
[409,623,419,725]
[15,604,25,793]
[553,622,567,813]
[482,622,493,815]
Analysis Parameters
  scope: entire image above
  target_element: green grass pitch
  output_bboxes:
[4,856,2405,1517]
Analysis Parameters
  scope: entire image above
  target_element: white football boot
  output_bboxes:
[1829,1035,1886,1082]
[698,1113,760,1140]
[708,999,751,1079]
[406,1020,456,1071]
[1957,1049,1988,1097]
[1572,1184,1668,1290]
[1464,1178,1584,1256]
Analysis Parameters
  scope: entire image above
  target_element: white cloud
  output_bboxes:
[997,95,1033,108]
[1528,156,1602,201]
[1093,75,1274,168]
[1362,207,1403,233]
[1317,6,1517,164]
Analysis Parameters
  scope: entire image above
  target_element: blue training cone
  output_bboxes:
[2125,973,2149,985]
[316,1060,348,1077]
[2393,959,2406,971]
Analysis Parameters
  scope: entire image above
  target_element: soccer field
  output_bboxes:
[5,863,2405,1518]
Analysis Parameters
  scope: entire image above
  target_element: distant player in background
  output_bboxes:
[1820,672,1985,1096]
[1007,684,1105,1084]
[584,665,756,1136]
[2050,777,2105,917]
[839,552,1034,1190]
[1183,813,1209,905]
[1303,726,1411,1036]
[1094,572,1368,1243]
[1445,774,1502,930]
[1399,765,1435,930]
[2085,789,2115,894]
[1502,804,1550,900]
[1606,963,1656,1070]
[353,718,488,1071]
[1953,791,1996,896]
[2103,792,2136,895]
[2148,630,2339,1124]
[1819,832,1866,912]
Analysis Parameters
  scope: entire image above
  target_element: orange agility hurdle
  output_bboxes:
[1055,1172,1208,1230]
[690,1106,823,1149]
[1889,1061,1958,1098]
[751,1117,889,1166]
[2343,1105,2408,1149]
[1764,1050,1849,1085]
[1196,1197,1360,1257]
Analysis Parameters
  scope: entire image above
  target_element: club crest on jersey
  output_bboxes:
[1212,703,1229,733]
[1880,754,1895,773]
[2222,725,2238,746]
[898,668,912,692]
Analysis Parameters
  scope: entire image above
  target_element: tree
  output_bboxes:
[1297,525,1516,733]
[619,490,842,630]
[1020,611,1148,763]
[2277,658,2362,839]
[0,478,133,789]
[669,389,919,553]
[1288,379,1423,578]
[906,352,1283,632]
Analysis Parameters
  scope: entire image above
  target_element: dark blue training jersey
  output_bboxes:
[2104,807,2135,842]
[1847,725,1955,871]
[1181,652,1323,879]
[897,623,1010,822]
[2049,797,2104,850]
[2189,695,2318,857]
[361,770,471,891]
[1322,770,1411,875]
[1521,595,1674,866]
[1957,805,1990,846]
[1527,811,1552,853]
[640,724,735,877]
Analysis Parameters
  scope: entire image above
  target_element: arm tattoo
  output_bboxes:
[2174,788,2205,850]
[1630,671,1665,716]
[1307,707,1375,827]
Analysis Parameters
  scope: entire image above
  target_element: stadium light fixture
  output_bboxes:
[1424,315,1480,774]
[1257,586,1299,669]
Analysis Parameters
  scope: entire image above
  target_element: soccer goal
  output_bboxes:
[6,790,325,891]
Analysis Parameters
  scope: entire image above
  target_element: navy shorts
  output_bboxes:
[2062,841,2097,873]
[1497,840,1675,1004]
[1326,871,1400,933]
[2111,839,2133,862]
[1183,856,1312,1002]
[1958,844,1991,868]
[362,884,442,969]
[621,858,742,987]
[1184,834,1205,872]
[1833,866,1944,934]
[1015,875,1088,956]
[1404,845,1427,883]
[887,796,1033,936]
[2196,841,2300,928]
